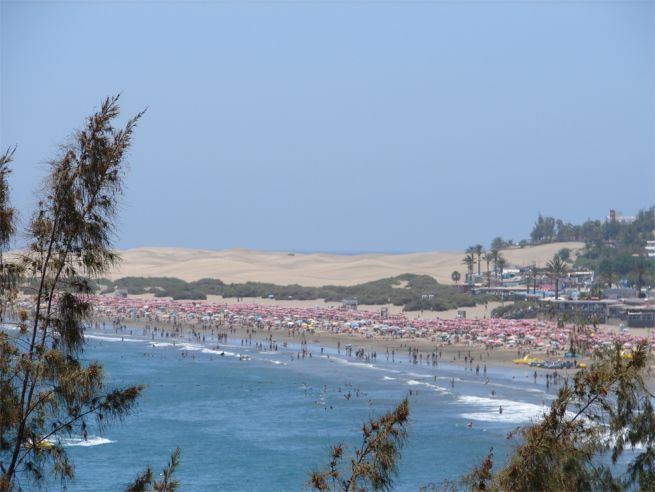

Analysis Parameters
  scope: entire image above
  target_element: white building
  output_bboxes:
[607,209,636,224]
[646,240,655,258]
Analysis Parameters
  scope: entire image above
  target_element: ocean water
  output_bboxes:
[56,330,557,491]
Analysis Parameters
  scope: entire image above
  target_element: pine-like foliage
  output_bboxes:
[309,398,410,492]
[467,342,655,492]
[126,447,181,492]
[0,96,146,490]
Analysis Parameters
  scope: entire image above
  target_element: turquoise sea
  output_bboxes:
[58,329,557,491]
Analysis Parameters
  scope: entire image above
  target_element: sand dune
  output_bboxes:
[108,242,584,286]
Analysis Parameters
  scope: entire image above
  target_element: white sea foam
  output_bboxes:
[406,372,433,378]
[85,334,143,343]
[55,436,114,447]
[201,348,223,355]
[459,395,546,423]
[484,381,545,394]
[382,376,397,381]
[178,343,203,351]
[151,342,173,347]
[201,348,237,357]
[406,379,448,393]
[330,357,400,373]
[331,357,365,367]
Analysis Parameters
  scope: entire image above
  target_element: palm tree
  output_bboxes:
[462,254,475,286]
[466,245,477,269]
[631,256,651,298]
[496,254,507,286]
[524,267,532,294]
[483,252,494,287]
[546,254,568,300]
[451,271,461,285]
[474,244,484,276]
[598,260,614,289]
[490,248,500,279]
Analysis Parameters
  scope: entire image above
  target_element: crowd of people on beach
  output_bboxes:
[80,295,654,359]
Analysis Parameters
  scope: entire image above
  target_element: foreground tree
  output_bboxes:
[450,342,654,492]
[309,398,409,492]
[127,447,181,492]
[0,96,147,490]
[0,148,19,322]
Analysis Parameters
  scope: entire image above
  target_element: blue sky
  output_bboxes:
[2,0,653,252]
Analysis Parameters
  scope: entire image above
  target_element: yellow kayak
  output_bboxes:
[513,355,533,365]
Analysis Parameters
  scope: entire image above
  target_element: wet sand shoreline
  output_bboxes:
[89,314,590,375]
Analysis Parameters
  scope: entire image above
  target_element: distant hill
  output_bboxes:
[108,242,584,286]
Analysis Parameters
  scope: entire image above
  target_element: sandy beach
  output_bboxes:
[90,293,653,382]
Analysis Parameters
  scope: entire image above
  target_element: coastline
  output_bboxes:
[93,313,523,369]
[88,310,612,378]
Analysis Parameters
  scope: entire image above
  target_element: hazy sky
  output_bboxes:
[2,0,653,253]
